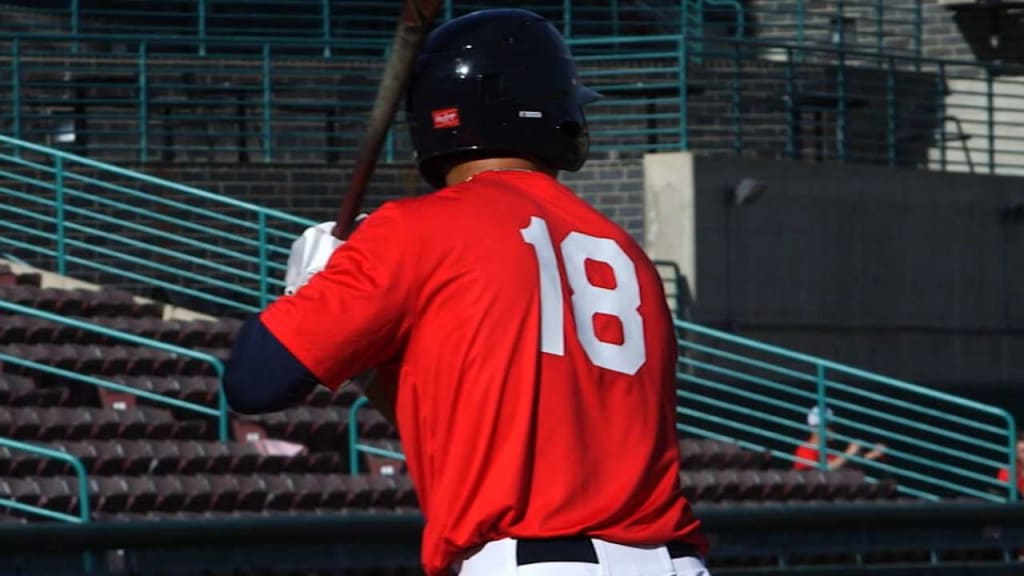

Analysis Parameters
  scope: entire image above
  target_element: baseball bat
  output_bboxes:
[333,0,445,240]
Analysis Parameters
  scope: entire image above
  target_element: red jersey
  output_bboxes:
[997,467,1024,493]
[260,171,706,575]
[793,441,836,470]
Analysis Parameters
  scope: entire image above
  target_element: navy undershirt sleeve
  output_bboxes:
[223,315,319,414]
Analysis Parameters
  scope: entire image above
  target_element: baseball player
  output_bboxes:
[224,9,709,576]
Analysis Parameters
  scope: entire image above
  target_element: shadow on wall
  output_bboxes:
[952,5,1024,66]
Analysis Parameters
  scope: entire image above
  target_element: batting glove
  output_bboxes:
[283,214,367,295]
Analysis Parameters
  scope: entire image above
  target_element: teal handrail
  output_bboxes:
[0,134,314,313]
[348,397,404,475]
[675,320,1019,503]
[0,437,90,523]
[0,436,93,570]
[0,299,229,441]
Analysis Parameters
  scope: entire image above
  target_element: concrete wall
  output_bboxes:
[646,152,1024,391]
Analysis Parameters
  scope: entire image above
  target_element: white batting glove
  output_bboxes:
[283,215,367,295]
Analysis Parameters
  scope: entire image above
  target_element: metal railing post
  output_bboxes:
[785,47,795,160]
[138,41,148,163]
[70,0,80,53]
[216,366,229,442]
[1008,417,1019,502]
[262,44,272,162]
[55,156,66,276]
[563,0,572,38]
[875,0,884,54]
[796,0,806,53]
[258,210,268,307]
[322,0,332,58]
[678,36,689,150]
[886,57,895,167]
[987,67,995,175]
[914,0,923,66]
[198,0,207,56]
[11,40,21,151]
[837,50,848,163]
[0,438,91,526]
[385,128,395,163]
[444,0,453,21]
[937,62,947,171]
[732,42,742,155]
[349,396,369,474]
[815,364,828,470]
[611,0,620,37]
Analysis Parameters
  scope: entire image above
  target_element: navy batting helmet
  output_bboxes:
[406,8,601,189]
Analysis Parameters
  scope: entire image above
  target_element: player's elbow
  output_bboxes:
[222,371,275,415]
[223,316,318,415]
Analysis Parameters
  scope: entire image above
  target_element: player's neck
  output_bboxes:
[445,158,557,186]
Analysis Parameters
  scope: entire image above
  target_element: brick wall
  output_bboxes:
[141,159,648,245]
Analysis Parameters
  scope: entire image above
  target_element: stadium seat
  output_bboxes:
[357,409,396,439]
[182,476,216,511]
[155,476,188,512]
[0,315,29,344]
[0,373,67,406]
[236,475,270,510]
[360,439,406,476]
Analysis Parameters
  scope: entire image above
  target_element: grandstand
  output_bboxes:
[0,1,1022,575]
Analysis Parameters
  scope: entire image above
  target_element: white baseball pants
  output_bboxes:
[455,537,711,576]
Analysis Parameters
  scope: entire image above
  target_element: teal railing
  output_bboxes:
[0,437,90,523]
[0,437,93,569]
[2,1,701,45]
[0,299,230,441]
[0,34,390,164]
[0,1,920,54]
[0,134,315,314]
[581,34,1024,174]
[675,320,1019,503]
[348,396,404,475]
[654,259,688,319]
[2,33,1020,175]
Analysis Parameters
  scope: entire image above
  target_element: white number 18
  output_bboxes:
[520,216,646,375]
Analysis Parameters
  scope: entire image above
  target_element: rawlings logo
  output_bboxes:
[432,108,461,129]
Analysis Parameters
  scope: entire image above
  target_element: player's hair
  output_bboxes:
[406,8,601,189]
